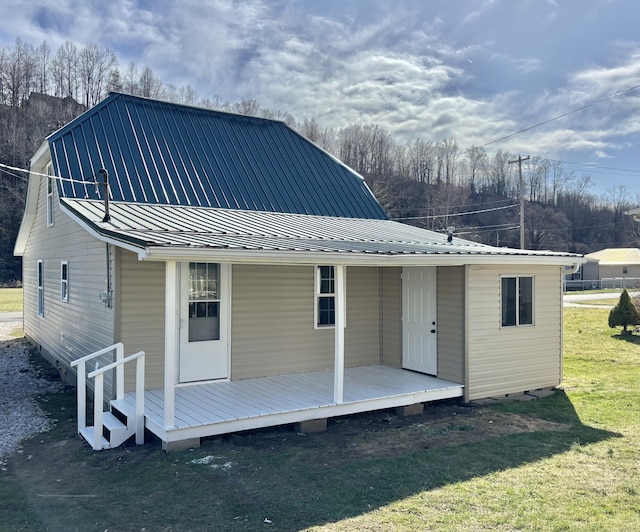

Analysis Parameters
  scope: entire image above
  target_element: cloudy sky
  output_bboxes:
[1,0,639,195]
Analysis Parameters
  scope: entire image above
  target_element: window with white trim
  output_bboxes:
[37,260,44,317]
[46,163,54,227]
[315,266,335,327]
[60,261,68,302]
[501,276,533,327]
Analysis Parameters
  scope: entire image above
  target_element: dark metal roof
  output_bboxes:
[62,199,580,261]
[48,93,387,220]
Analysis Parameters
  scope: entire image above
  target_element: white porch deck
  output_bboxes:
[121,365,463,445]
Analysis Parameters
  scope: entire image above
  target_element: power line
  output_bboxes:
[0,161,97,185]
[393,203,518,221]
[481,83,640,148]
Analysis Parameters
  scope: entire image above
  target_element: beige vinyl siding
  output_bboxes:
[381,267,402,367]
[22,167,115,394]
[231,265,382,380]
[118,250,165,391]
[344,267,381,367]
[466,264,562,400]
[436,266,464,383]
[231,265,333,379]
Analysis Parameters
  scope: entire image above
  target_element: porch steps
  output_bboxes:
[79,400,139,450]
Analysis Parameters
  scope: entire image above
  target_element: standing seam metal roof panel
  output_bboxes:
[48,93,388,220]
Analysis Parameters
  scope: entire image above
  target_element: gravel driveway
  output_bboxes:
[0,321,64,464]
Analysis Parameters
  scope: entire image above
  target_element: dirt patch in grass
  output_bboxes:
[220,402,569,469]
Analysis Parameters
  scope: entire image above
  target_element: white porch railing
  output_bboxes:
[71,343,145,451]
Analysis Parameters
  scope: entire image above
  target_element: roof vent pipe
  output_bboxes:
[99,168,110,223]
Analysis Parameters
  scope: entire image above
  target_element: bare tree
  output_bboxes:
[34,41,51,94]
[438,137,459,185]
[406,138,436,183]
[138,66,163,98]
[485,150,515,197]
[122,62,139,95]
[525,203,570,250]
[231,98,261,116]
[464,145,486,193]
[51,41,79,99]
[78,43,117,106]
[3,38,36,106]
[549,160,570,206]
[338,123,393,187]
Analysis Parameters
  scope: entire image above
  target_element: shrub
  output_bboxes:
[608,289,640,334]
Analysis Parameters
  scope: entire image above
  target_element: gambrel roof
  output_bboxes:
[17,93,583,267]
[47,92,387,220]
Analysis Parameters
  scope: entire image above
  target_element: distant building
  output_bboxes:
[584,248,640,280]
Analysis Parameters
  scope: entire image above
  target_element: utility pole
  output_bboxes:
[508,155,530,249]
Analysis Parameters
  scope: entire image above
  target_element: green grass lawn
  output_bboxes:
[0,287,23,312]
[1,306,638,531]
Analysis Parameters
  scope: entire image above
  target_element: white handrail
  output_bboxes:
[70,343,123,436]
[71,342,124,367]
[88,350,145,377]
[72,343,145,450]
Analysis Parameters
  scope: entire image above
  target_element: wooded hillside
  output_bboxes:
[1,38,638,283]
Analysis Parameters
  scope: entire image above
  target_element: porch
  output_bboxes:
[121,365,463,448]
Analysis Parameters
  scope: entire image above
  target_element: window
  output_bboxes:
[46,164,54,227]
[316,266,335,327]
[623,266,628,274]
[60,261,68,302]
[37,260,44,317]
[188,262,220,342]
[501,276,533,327]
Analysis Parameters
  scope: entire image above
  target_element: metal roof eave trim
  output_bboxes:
[59,200,149,256]
[141,245,586,267]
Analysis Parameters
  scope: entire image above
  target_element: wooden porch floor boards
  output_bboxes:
[123,365,463,443]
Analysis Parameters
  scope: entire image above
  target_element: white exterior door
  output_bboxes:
[179,262,230,382]
[402,266,437,375]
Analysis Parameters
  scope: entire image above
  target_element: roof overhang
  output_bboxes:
[59,198,585,269]
[14,141,51,256]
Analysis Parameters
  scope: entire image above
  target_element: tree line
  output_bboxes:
[1,38,639,283]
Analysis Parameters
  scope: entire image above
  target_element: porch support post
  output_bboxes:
[164,261,178,429]
[333,264,346,404]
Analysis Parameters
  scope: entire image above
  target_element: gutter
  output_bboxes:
[142,246,586,267]
[564,263,582,275]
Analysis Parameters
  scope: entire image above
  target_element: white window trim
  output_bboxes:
[46,163,54,227]
[60,261,68,302]
[315,265,335,329]
[500,275,535,328]
[37,260,44,317]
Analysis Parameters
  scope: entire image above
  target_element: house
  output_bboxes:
[584,248,640,287]
[15,93,584,451]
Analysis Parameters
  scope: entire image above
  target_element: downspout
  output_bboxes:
[563,263,581,293]
[99,168,110,223]
[105,243,113,308]
[564,263,581,275]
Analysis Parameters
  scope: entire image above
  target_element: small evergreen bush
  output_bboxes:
[608,289,640,334]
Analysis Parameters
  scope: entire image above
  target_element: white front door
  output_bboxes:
[402,266,437,375]
[179,262,230,382]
